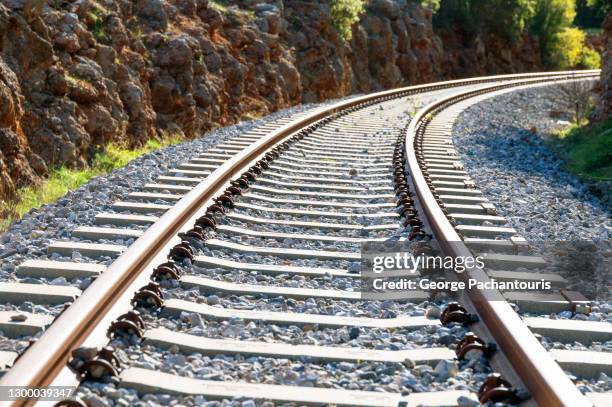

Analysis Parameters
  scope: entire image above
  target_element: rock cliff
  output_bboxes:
[0,0,544,202]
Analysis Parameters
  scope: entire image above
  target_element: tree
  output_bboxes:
[433,0,534,45]
[478,0,534,43]
[585,0,611,18]
[575,0,608,28]
[578,46,601,69]
[553,27,585,66]
[529,0,576,66]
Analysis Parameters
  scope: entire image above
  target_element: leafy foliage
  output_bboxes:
[529,0,575,64]
[433,0,601,68]
[433,0,476,37]
[87,2,111,43]
[550,27,600,68]
[578,45,601,69]
[419,0,441,12]
[555,28,587,66]
[585,0,611,13]
[528,0,599,68]
[329,0,366,41]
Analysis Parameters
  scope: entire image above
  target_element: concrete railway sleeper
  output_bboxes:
[0,71,604,407]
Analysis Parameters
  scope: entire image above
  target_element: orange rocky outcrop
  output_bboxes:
[0,0,544,201]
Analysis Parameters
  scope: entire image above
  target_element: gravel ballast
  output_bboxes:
[451,84,611,395]
[2,82,609,405]
[69,94,494,406]
[451,84,610,295]
[0,102,337,289]
[452,85,610,242]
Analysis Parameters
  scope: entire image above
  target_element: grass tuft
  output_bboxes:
[0,132,184,231]
[554,119,612,182]
[87,1,112,43]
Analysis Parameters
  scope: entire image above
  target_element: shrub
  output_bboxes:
[487,0,534,44]
[578,45,601,69]
[87,10,109,43]
[433,0,477,38]
[575,0,611,28]
[329,0,366,42]
[431,0,600,69]
[549,27,601,69]
[548,78,596,123]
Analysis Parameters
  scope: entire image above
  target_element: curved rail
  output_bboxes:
[0,70,600,406]
[404,75,599,406]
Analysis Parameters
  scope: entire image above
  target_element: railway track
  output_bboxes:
[0,71,608,406]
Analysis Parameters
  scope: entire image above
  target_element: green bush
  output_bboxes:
[578,45,601,69]
[433,0,477,38]
[329,0,366,41]
[552,27,586,67]
[487,0,534,44]
[549,27,600,69]
[431,0,601,69]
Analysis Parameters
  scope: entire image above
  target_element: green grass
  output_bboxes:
[554,119,612,182]
[0,133,184,231]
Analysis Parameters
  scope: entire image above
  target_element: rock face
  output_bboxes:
[347,0,541,92]
[0,0,544,204]
[592,13,612,123]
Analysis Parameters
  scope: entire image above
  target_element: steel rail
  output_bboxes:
[404,74,600,407]
[0,70,600,407]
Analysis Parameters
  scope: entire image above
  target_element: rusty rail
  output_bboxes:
[0,70,600,406]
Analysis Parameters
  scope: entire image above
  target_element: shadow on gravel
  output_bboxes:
[456,124,610,213]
